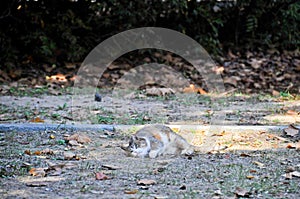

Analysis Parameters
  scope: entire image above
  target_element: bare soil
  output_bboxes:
[0,93,300,198]
[0,126,300,199]
[0,92,299,125]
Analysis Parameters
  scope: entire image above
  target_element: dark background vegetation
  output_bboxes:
[1,0,299,65]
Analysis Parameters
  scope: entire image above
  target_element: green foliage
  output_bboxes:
[278,2,300,48]
[0,0,299,66]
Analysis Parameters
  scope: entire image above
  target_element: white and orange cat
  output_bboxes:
[121,125,195,158]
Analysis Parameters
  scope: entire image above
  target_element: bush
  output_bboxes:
[0,0,299,65]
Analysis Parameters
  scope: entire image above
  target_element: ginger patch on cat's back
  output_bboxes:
[153,132,162,141]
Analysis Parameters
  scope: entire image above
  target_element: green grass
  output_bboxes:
[8,86,49,96]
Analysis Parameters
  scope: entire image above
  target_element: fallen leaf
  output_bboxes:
[68,140,80,146]
[29,117,44,123]
[75,134,91,143]
[65,133,91,144]
[286,110,298,116]
[246,175,255,179]
[124,189,138,194]
[213,66,224,74]
[102,164,121,170]
[137,179,156,186]
[253,161,264,167]
[283,124,300,137]
[283,172,293,179]
[75,156,81,160]
[240,153,251,157]
[24,150,31,155]
[183,84,207,94]
[47,161,77,170]
[153,196,169,199]
[272,90,280,96]
[285,166,295,173]
[46,74,68,84]
[291,171,300,178]
[235,187,251,197]
[183,84,196,93]
[34,151,41,155]
[223,77,238,87]
[197,88,207,94]
[145,87,175,97]
[153,167,165,174]
[29,168,46,177]
[64,151,76,160]
[286,143,296,149]
[212,131,226,136]
[26,181,48,187]
[179,185,186,190]
[95,172,110,180]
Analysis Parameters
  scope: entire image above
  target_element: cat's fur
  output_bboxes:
[121,124,194,158]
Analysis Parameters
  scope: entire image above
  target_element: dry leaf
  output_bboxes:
[46,74,68,84]
[29,117,45,123]
[26,182,48,187]
[246,175,255,179]
[124,189,138,194]
[283,125,300,137]
[272,90,280,96]
[235,187,250,197]
[283,172,293,179]
[65,63,78,69]
[29,168,46,177]
[183,84,196,93]
[102,164,121,170]
[223,77,238,87]
[68,140,80,146]
[291,171,300,178]
[197,88,207,95]
[179,185,186,190]
[64,151,75,160]
[286,110,298,116]
[24,150,31,155]
[253,161,264,167]
[137,179,156,185]
[65,133,91,144]
[47,161,77,170]
[286,143,296,149]
[95,172,110,180]
[240,153,251,157]
[77,134,91,143]
[213,66,224,74]
[153,196,169,199]
[34,151,41,155]
[212,131,226,136]
[183,84,207,94]
[145,87,175,97]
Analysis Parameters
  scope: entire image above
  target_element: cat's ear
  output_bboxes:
[129,136,138,150]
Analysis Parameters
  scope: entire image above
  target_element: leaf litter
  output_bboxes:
[1,126,300,198]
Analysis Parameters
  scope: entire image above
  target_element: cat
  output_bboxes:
[121,124,195,158]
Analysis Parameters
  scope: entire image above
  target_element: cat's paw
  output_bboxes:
[149,151,158,158]
[132,147,150,158]
[181,148,194,156]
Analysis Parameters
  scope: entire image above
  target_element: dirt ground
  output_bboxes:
[0,92,300,125]
[0,126,300,199]
[0,92,300,198]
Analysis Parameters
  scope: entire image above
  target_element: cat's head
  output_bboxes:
[121,136,150,157]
